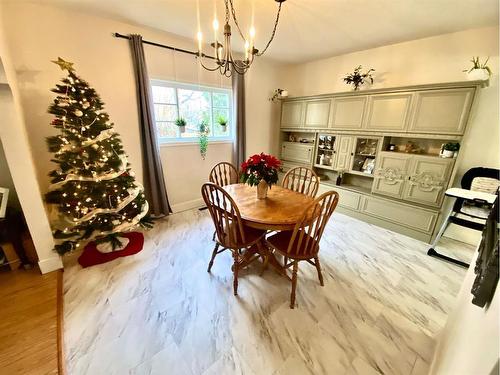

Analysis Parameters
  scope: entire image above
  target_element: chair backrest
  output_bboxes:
[282,166,320,198]
[461,167,500,190]
[286,190,339,256]
[201,182,246,247]
[209,162,239,187]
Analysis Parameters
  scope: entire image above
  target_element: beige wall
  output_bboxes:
[279,26,500,178]
[0,2,285,212]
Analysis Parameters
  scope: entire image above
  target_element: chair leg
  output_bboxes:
[232,250,239,296]
[290,260,299,309]
[314,256,324,286]
[207,243,219,272]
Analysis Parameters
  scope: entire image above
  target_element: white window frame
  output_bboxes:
[151,79,233,145]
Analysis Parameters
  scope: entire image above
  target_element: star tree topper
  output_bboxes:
[52,57,75,72]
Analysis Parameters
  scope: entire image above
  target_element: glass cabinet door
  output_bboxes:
[350,137,380,175]
[315,134,336,169]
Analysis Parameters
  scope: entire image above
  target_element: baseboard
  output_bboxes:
[56,270,65,375]
[171,198,205,213]
[38,256,63,274]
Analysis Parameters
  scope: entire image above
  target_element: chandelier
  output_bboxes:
[196,0,286,77]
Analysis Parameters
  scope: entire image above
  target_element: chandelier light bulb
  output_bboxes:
[249,26,256,39]
[212,19,219,31]
[197,31,203,53]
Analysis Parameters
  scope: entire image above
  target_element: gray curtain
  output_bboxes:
[129,34,172,216]
[232,68,246,168]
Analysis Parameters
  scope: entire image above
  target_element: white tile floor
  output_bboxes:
[63,209,474,375]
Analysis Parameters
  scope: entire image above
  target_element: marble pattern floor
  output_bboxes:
[63,209,474,375]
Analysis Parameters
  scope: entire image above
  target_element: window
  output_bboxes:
[151,80,232,143]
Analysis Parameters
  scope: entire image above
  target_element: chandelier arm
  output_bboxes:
[197,56,223,72]
[256,2,283,56]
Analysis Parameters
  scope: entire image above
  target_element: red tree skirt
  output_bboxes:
[78,232,144,268]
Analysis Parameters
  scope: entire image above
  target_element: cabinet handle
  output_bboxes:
[333,150,336,154]
[350,152,354,156]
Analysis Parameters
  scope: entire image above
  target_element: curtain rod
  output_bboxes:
[113,32,216,60]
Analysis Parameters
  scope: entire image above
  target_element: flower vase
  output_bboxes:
[257,180,269,199]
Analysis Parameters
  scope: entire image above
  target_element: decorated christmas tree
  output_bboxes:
[45,58,153,255]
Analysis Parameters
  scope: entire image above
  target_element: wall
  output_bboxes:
[0,2,286,212]
[280,26,499,177]
[0,35,63,273]
[429,249,499,375]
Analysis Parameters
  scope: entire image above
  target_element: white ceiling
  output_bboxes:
[39,0,499,63]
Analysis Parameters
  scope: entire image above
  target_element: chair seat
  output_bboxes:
[460,202,492,219]
[267,230,319,259]
[219,223,265,249]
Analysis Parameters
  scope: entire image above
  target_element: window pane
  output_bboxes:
[156,122,177,138]
[178,89,212,136]
[152,86,176,104]
[213,108,230,137]
[212,92,229,108]
[154,104,177,121]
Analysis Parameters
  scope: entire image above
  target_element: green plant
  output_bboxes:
[443,142,460,152]
[463,57,491,76]
[198,120,209,159]
[343,66,375,90]
[217,115,228,126]
[175,117,187,127]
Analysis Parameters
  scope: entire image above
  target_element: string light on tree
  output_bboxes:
[44,57,154,255]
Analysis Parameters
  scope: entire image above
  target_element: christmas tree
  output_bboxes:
[45,57,153,255]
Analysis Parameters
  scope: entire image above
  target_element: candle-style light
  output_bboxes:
[196,0,286,77]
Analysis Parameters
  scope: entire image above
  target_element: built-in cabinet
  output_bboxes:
[373,152,453,207]
[280,83,478,136]
[278,81,483,243]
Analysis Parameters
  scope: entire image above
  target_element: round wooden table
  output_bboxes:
[222,184,315,274]
[222,184,315,231]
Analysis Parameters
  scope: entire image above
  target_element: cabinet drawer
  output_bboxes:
[281,101,305,128]
[329,96,366,129]
[304,99,331,128]
[361,196,437,233]
[408,88,474,135]
[364,92,413,132]
[318,184,361,211]
[281,142,313,164]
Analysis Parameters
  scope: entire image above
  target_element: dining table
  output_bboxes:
[222,183,315,275]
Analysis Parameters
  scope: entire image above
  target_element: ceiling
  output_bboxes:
[39,0,499,63]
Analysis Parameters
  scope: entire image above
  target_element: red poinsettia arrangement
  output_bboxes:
[240,153,282,187]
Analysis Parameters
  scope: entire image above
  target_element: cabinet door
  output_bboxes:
[364,93,413,132]
[281,101,304,128]
[304,99,331,128]
[281,142,313,164]
[408,88,474,135]
[372,152,411,199]
[334,136,354,170]
[329,96,367,129]
[403,156,453,207]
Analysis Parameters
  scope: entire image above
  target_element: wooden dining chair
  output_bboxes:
[201,182,266,295]
[282,166,320,198]
[265,190,339,308]
[209,162,239,187]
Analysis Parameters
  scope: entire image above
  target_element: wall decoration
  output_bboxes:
[343,65,375,90]
[464,56,491,81]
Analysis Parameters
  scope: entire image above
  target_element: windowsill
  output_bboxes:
[159,139,234,147]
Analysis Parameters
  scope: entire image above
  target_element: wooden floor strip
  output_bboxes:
[57,270,65,375]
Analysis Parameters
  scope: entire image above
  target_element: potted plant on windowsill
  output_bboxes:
[464,56,491,81]
[175,117,187,133]
[217,115,228,132]
[240,153,282,199]
[440,142,460,158]
[199,120,209,160]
